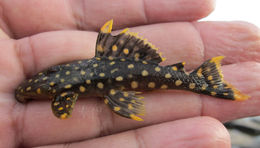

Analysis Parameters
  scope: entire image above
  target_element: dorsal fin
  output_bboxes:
[95,20,165,63]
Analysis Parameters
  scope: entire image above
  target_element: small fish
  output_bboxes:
[15,20,249,121]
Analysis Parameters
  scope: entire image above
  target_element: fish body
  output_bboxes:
[15,20,249,121]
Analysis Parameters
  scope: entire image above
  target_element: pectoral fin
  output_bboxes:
[104,90,145,121]
[51,91,78,119]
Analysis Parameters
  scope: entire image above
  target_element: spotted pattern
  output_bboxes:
[141,70,149,76]
[15,19,247,122]
[131,81,138,89]
[116,76,123,81]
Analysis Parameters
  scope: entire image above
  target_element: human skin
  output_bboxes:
[0,0,259,147]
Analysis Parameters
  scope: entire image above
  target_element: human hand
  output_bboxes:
[0,0,259,147]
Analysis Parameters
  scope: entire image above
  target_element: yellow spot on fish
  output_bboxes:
[120,58,126,62]
[155,67,161,72]
[79,86,86,92]
[86,79,91,84]
[74,66,80,70]
[60,113,68,119]
[34,79,39,83]
[97,44,104,53]
[58,107,63,111]
[172,66,178,71]
[197,68,203,77]
[211,92,217,96]
[128,104,133,110]
[60,79,65,83]
[80,70,86,75]
[142,61,148,64]
[93,63,98,67]
[116,76,123,81]
[99,73,105,77]
[119,98,125,101]
[65,64,70,67]
[131,81,138,89]
[64,84,72,89]
[26,86,31,91]
[111,68,119,73]
[165,73,172,79]
[55,74,60,78]
[38,72,43,76]
[28,79,33,83]
[104,98,109,104]
[53,102,59,106]
[161,85,168,89]
[148,82,155,88]
[114,106,121,111]
[213,85,218,89]
[108,56,114,60]
[52,89,56,93]
[96,57,101,61]
[206,68,211,72]
[208,76,213,80]
[66,105,69,108]
[131,100,136,103]
[223,93,229,96]
[123,48,129,54]
[110,89,116,95]
[65,71,70,75]
[109,61,115,65]
[175,80,182,86]
[189,83,196,89]
[128,64,134,69]
[123,92,129,97]
[97,82,104,89]
[130,114,143,121]
[49,82,55,86]
[43,77,48,80]
[112,45,118,52]
[141,70,149,76]
[135,53,140,58]
[201,84,207,90]
[128,74,133,78]
[61,92,68,97]
[36,88,41,94]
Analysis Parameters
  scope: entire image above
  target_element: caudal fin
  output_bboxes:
[191,56,249,101]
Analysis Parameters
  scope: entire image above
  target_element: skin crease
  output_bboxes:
[0,0,259,147]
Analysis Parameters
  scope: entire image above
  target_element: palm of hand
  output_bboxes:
[0,0,259,147]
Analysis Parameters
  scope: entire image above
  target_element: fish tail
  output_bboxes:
[191,56,249,101]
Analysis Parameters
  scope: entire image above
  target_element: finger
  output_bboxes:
[6,21,259,145]
[0,28,10,40]
[0,0,215,38]
[193,21,260,64]
[31,117,231,148]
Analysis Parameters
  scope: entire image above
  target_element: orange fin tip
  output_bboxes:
[233,88,250,101]
[130,114,144,121]
[101,19,113,33]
